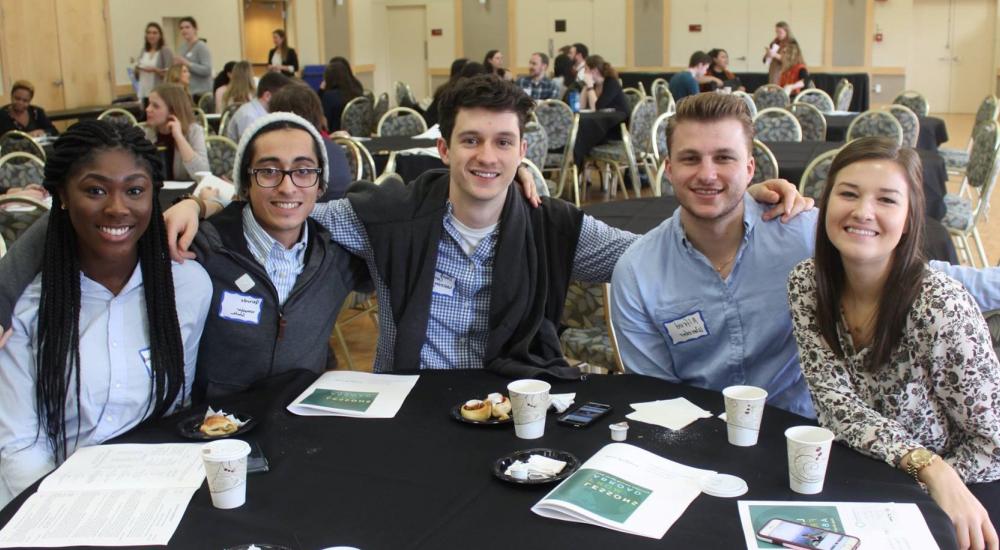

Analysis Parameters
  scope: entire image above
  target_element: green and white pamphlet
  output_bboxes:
[287,371,419,418]
[532,443,711,539]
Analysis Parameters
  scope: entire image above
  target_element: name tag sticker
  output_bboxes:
[138,348,152,377]
[219,291,264,325]
[235,273,255,292]
[433,271,455,297]
[663,311,709,345]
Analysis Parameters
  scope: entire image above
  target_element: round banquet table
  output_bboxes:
[765,141,949,220]
[0,370,958,549]
[825,114,949,151]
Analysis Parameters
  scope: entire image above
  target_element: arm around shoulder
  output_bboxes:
[0,213,48,328]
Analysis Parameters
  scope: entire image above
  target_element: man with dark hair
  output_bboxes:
[611,92,1000,417]
[569,43,589,82]
[226,71,293,142]
[516,52,558,100]
[174,17,213,98]
[669,51,712,103]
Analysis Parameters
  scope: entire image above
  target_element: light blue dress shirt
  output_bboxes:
[226,98,268,142]
[243,205,308,305]
[0,261,212,506]
[611,195,1000,418]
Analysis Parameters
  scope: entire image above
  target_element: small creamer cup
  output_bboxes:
[202,439,251,509]
[507,379,551,439]
[609,422,628,442]
[723,385,768,446]
[785,426,835,494]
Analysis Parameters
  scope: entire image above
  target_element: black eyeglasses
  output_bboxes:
[249,167,323,188]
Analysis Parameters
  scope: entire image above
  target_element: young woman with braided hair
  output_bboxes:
[0,120,211,506]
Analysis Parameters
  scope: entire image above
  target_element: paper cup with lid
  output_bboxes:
[202,439,252,509]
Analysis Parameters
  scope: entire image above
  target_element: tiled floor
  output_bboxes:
[331,112,996,371]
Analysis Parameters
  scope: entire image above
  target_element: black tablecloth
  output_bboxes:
[765,141,948,220]
[363,137,444,184]
[574,111,628,169]
[47,101,143,123]
[582,196,958,264]
[620,72,870,112]
[0,370,958,549]
[825,114,949,150]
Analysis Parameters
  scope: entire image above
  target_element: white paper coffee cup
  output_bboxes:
[202,439,251,509]
[507,379,551,439]
[723,385,768,446]
[785,426,835,494]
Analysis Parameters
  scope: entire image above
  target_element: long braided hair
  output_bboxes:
[37,120,186,462]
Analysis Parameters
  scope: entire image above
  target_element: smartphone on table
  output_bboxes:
[757,518,860,550]
[556,402,612,428]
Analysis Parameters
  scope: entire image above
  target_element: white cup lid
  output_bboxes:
[699,473,748,498]
[202,439,251,461]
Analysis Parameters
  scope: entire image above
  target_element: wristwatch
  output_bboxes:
[904,448,939,482]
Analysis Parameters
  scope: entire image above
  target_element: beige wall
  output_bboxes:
[462,0,509,71]
[872,0,911,67]
[108,0,243,87]
[634,0,664,67]
[323,0,352,61]
[832,0,866,67]
[292,0,322,67]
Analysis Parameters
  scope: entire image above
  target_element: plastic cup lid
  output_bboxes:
[202,439,251,461]
[699,473,748,498]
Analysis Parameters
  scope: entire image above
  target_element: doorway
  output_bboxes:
[386,6,429,101]
[244,0,288,74]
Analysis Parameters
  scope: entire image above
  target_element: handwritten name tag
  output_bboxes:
[219,291,264,325]
[433,271,455,297]
[664,311,709,345]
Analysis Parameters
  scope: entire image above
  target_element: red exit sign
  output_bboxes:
[689,24,702,32]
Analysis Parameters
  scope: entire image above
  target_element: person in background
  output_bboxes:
[226,72,292,142]
[551,53,572,93]
[778,40,808,98]
[323,57,365,94]
[212,62,236,113]
[0,120,211,507]
[166,64,191,96]
[483,50,513,81]
[516,52,558,101]
[569,43,589,82]
[218,61,255,115]
[267,29,299,77]
[704,48,743,91]
[321,59,364,134]
[0,80,58,137]
[174,17,213,99]
[764,21,793,85]
[144,84,209,181]
[788,137,1000,549]
[669,51,711,104]
[269,84,352,201]
[424,58,469,127]
[580,55,627,116]
[134,22,173,107]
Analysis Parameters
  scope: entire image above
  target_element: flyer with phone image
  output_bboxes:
[737,501,937,549]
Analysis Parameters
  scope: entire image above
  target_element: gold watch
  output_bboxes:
[904,448,939,482]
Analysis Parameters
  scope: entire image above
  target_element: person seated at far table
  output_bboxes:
[0,80,58,138]
[788,137,1000,549]
[516,52,559,100]
[144,83,209,181]
[226,72,293,143]
[0,120,211,506]
[702,48,744,92]
[669,51,712,104]
[610,93,1000,418]
[580,55,628,116]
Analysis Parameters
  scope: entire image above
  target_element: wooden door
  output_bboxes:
[386,6,428,101]
[949,0,995,113]
[244,1,287,67]
[55,0,113,108]
[909,0,953,111]
[706,0,751,72]
[0,0,65,110]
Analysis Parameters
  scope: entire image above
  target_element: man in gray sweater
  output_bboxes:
[174,17,213,98]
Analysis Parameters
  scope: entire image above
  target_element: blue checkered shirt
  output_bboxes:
[310,199,637,371]
[516,77,560,100]
[242,205,309,305]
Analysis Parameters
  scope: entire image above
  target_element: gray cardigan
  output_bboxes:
[134,47,174,97]
[144,123,210,181]
[177,39,212,95]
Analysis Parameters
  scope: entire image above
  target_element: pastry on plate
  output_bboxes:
[488,392,512,420]
[460,399,492,422]
[200,414,239,436]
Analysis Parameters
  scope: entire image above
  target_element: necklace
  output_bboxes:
[713,251,738,274]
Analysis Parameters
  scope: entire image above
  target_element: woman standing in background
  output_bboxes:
[267,29,299,77]
[134,23,173,106]
[764,21,793,84]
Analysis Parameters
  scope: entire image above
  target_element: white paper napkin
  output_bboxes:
[549,393,576,413]
[625,398,713,430]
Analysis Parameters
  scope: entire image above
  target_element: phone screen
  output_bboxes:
[560,403,610,425]
[766,521,858,550]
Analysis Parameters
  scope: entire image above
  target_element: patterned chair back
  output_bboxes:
[751,140,779,184]
[985,310,1000,358]
[733,90,757,118]
[394,81,418,110]
[892,90,930,117]
[623,88,644,116]
[834,79,854,111]
[965,120,1000,190]
[885,104,920,148]
[206,136,238,179]
[523,121,549,171]
[342,96,374,137]
[219,103,242,138]
[652,81,675,115]
[798,147,840,200]
[975,95,999,125]
[788,103,827,141]
[0,195,49,249]
[333,137,364,181]
[0,152,45,193]
[794,89,835,113]
[753,84,790,110]
[97,107,138,128]
[534,100,573,151]
[193,108,210,134]
[0,130,46,161]
[197,93,216,114]
[653,156,672,196]
[753,108,802,142]
[559,281,618,371]
[650,112,672,165]
[372,92,390,135]
[846,110,903,146]
[520,158,551,197]
[628,97,658,158]
[377,107,428,137]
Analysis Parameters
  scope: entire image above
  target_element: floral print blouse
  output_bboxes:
[788,259,1000,483]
